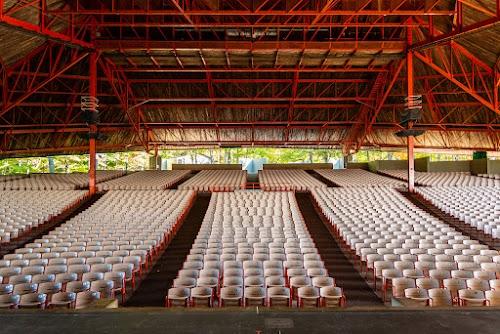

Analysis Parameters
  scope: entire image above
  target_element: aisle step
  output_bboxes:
[295,192,383,307]
[125,192,211,307]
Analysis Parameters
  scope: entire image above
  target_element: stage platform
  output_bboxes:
[1,307,500,334]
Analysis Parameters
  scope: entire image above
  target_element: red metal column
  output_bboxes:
[456,1,463,32]
[407,22,415,193]
[154,144,159,170]
[89,52,98,194]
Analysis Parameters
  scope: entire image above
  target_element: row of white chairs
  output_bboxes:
[1,190,195,309]
[311,187,499,307]
[0,175,26,182]
[375,261,500,302]
[393,277,500,302]
[416,187,500,238]
[0,290,101,309]
[0,191,88,243]
[0,171,126,190]
[314,169,405,187]
[379,170,499,187]
[178,170,247,191]
[167,285,345,308]
[403,286,499,307]
[97,170,191,190]
[478,174,500,180]
[0,262,135,305]
[258,170,326,191]
[167,191,342,308]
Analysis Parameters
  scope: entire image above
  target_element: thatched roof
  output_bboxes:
[0,0,499,157]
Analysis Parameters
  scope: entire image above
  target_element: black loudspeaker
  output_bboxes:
[395,129,425,138]
[400,108,422,126]
[395,95,425,138]
[82,110,100,125]
[78,132,108,141]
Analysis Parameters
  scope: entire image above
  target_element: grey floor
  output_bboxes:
[1,308,500,334]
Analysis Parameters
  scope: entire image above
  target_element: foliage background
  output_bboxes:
[0,148,473,175]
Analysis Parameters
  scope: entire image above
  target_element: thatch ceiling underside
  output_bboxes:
[1,0,500,156]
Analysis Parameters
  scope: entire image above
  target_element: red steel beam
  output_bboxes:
[147,141,498,152]
[12,100,492,109]
[284,71,300,142]
[344,59,406,153]
[86,22,425,29]
[342,71,389,154]
[69,0,431,29]
[168,0,196,27]
[6,71,490,84]
[127,78,372,84]
[373,143,498,151]
[95,40,406,52]
[1,143,140,156]
[407,26,415,193]
[120,67,389,73]
[0,48,89,118]
[4,1,499,155]
[128,97,376,112]
[98,58,149,150]
[0,7,93,49]
[411,16,500,51]
[50,9,455,17]
[409,3,499,115]
[413,50,499,115]
[2,122,498,135]
[88,52,97,195]
[128,76,372,104]
[459,0,497,17]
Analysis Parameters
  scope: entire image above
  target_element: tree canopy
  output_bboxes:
[0,148,472,175]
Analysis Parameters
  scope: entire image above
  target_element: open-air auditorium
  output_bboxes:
[0,1,500,333]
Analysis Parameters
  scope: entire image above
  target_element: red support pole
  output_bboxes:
[89,52,98,195]
[407,22,415,193]
[154,144,159,170]
[456,1,463,32]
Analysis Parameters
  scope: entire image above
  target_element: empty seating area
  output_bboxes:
[379,170,499,187]
[0,191,88,244]
[0,171,126,190]
[97,171,191,190]
[0,190,195,309]
[314,169,405,188]
[178,170,246,191]
[166,191,343,308]
[0,175,27,182]
[311,187,499,308]
[417,187,500,239]
[259,170,327,191]
[478,174,500,180]
[1,163,499,312]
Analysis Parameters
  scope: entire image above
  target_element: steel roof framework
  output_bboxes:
[0,0,499,156]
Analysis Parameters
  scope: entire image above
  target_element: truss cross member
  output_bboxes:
[407,25,415,193]
[88,52,98,195]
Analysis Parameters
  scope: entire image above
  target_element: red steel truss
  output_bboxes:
[0,0,92,48]
[342,60,406,154]
[0,0,500,155]
[413,42,500,115]
[0,43,89,118]
[98,57,149,150]
[88,51,97,194]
